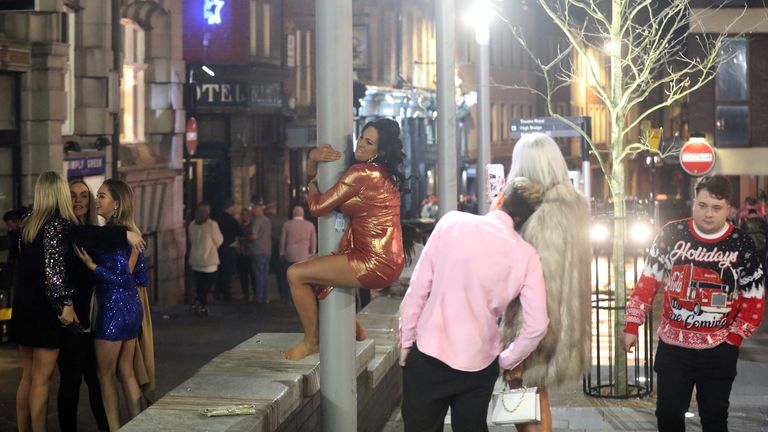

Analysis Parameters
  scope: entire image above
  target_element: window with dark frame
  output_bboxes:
[715,37,749,148]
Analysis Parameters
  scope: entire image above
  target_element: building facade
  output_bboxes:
[0,0,186,305]
[688,1,768,203]
[183,0,291,216]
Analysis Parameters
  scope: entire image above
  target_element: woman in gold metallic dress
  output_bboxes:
[282,118,406,360]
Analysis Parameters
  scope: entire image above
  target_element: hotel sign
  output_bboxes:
[195,82,282,108]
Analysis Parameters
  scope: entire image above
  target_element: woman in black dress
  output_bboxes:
[12,171,81,432]
[56,179,109,432]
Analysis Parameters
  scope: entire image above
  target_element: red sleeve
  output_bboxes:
[726,239,765,346]
[624,228,670,335]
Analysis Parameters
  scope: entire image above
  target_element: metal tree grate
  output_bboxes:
[583,251,654,398]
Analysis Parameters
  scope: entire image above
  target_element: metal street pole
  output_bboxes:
[111,0,121,179]
[475,1,491,214]
[436,0,457,217]
[316,1,356,431]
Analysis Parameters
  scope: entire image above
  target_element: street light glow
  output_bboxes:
[630,222,652,243]
[591,223,610,242]
[466,0,493,45]
[604,40,620,54]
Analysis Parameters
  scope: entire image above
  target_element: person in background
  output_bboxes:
[279,206,316,305]
[266,202,287,302]
[399,177,549,431]
[3,209,22,271]
[237,208,254,302]
[390,224,424,297]
[2,209,22,308]
[188,202,224,316]
[623,175,765,432]
[740,199,768,271]
[501,133,593,432]
[246,200,272,304]
[213,200,241,301]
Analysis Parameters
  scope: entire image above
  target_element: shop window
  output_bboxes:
[715,105,749,148]
[120,20,146,144]
[295,29,313,107]
[250,0,280,61]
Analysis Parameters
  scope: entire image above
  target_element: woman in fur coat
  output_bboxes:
[502,133,592,432]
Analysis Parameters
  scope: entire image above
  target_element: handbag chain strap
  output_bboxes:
[499,385,529,413]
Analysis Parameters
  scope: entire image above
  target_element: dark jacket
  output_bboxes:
[215,212,242,249]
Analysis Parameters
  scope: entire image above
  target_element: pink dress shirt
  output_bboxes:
[399,210,549,371]
[280,217,317,263]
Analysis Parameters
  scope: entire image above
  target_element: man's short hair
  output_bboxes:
[223,199,236,209]
[3,210,19,222]
[501,177,545,229]
[694,175,732,202]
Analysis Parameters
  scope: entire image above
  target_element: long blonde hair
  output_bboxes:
[69,179,98,226]
[508,133,570,190]
[102,179,141,234]
[22,171,79,243]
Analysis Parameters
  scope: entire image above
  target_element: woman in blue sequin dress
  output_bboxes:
[74,179,147,431]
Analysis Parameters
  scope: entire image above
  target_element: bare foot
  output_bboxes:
[281,340,319,360]
[356,321,368,341]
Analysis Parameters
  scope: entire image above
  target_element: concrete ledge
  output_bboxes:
[124,296,402,432]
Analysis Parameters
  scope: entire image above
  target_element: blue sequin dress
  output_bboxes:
[93,245,147,341]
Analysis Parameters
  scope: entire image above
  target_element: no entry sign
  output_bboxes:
[679,137,716,176]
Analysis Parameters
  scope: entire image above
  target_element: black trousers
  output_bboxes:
[194,271,217,306]
[215,246,237,299]
[402,345,498,432]
[654,340,739,432]
[237,254,253,300]
[57,330,108,432]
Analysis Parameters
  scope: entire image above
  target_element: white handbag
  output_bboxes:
[490,385,541,425]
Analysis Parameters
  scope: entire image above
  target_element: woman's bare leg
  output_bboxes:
[514,386,552,432]
[282,254,361,360]
[117,339,143,419]
[95,339,123,431]
[28,347,59,432]
[16,346,32,432]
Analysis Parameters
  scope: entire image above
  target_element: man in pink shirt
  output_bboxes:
[399,177,549,431]
[279,206,317,304]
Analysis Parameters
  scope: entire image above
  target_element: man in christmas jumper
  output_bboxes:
[622,175,765,432]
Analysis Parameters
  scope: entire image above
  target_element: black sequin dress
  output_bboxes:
[11,215,74,348]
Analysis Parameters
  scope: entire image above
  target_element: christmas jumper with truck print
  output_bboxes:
[624,218,765,349]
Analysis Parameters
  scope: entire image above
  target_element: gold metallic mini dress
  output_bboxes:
[308,163,404,289]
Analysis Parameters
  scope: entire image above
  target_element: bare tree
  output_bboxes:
[497,0,759,395]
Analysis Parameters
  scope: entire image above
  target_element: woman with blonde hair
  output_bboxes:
[74,179,148,430]
[11,171,80,431]
[501,133,592,432]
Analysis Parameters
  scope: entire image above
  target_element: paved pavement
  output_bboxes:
[0,296,303,432]
[2,293,767,432]
[383,321,768,432]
